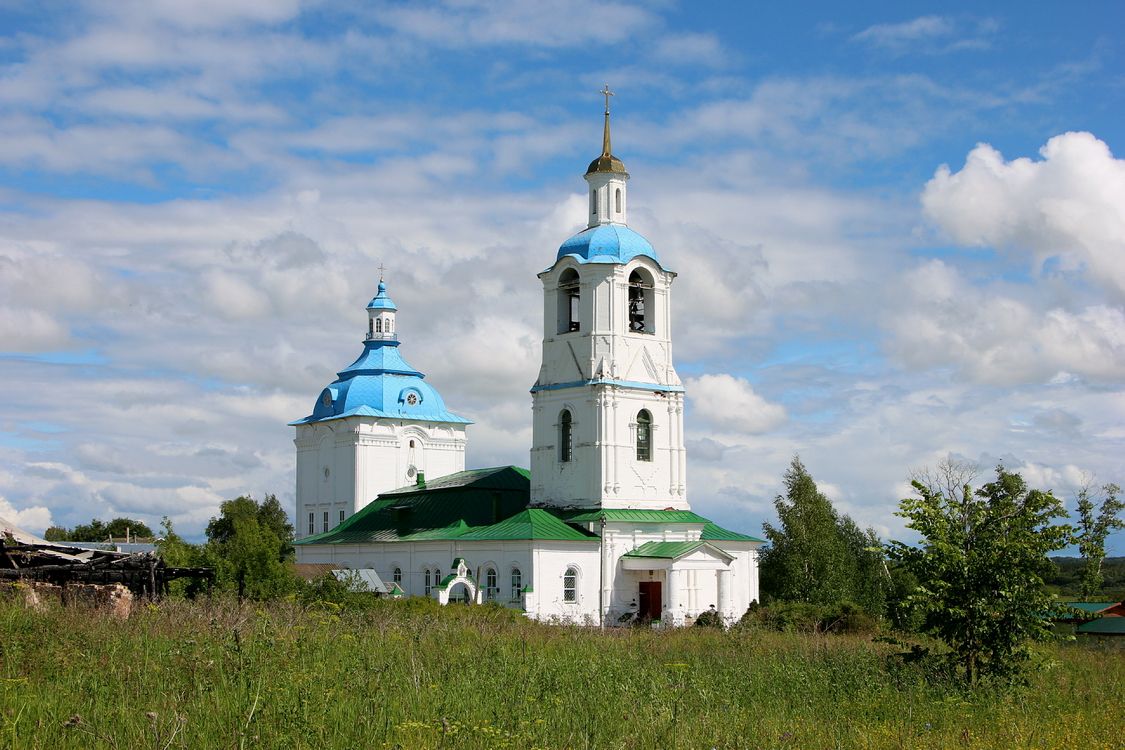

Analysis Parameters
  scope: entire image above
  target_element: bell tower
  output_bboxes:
[529,88,687,511]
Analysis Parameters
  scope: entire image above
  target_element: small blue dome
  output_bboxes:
[557,224,661,266]
[366,281,397,311]
[290,340,471,426]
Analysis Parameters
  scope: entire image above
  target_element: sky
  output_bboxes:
[0,0,1122,551]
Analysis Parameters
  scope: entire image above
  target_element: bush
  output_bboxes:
[737,600,879,635]
[693,608,723,628]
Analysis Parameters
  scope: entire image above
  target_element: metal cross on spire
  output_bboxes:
[601,83,614,115]
[600,84,615,157]
[378,262,386,282]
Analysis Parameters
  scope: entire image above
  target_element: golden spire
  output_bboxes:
[586,84,627,176]
[601,83,614,157]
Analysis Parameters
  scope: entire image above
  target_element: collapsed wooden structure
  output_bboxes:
[1,515,213,601]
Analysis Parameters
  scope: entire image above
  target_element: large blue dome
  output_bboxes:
[556,224,662,266]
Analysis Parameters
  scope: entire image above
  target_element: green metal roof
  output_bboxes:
[623,540,733,560]
[1077,616,1125,635]
[1064,602,1116,614]
[456,509,598,542]
[701,521,764,543]
[565,509,709,524]
[382,466,531,495]
[295,466,531,545]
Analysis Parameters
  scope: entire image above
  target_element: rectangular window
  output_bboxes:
[323,510,329,532]
[307,512,315,536]
[339,510,345,524]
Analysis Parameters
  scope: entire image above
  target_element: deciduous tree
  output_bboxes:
[890,462,1071,685]
[1074,482,1123,600]
[760,456,887,614]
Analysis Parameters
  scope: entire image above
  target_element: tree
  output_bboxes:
[205,494,294,562]
[205,495,296,599]
[890,463,1071,685]
[1074,482,1124,600]
[44,517,154,542]
[155,517,213,597]
[760,456,887,613]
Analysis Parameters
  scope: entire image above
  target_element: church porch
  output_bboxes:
[619,541,736,626]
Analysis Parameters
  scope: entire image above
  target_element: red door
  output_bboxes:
[638,581,662,621]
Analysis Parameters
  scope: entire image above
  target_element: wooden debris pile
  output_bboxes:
[1,516,213,601]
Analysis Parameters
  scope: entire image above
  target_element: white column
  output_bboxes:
[667,569,683,626]
[717,568,732,623]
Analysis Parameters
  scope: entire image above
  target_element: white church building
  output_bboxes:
[293,96,763,626]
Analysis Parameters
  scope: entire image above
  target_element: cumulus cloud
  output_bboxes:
[885,259,1125,383]
[923,132,1125,299]
[0,495,53,534]
[685,374,786,434]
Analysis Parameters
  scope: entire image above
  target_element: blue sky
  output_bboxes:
[0,0,1122,552]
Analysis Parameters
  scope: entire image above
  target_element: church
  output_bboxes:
[292,94,763,626]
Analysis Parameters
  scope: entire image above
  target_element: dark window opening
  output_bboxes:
[563,567,578,602]
[636,409,652,462]
[557,268,581,334]
[559,410,573,462]
[628,269,653,334]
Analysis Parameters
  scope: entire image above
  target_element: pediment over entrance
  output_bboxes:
[620,540,733,570]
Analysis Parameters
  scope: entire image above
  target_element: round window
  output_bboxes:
[406,392,419,406]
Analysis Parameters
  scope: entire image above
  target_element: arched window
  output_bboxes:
[590,188,597,216]
[393,567,402,584]
[563,567,578,603]
[628,269,653,334]
[424,569,432,596]
[485,567,498,601]
[559,410,573,463]
[636,410,652,462]
[387,318,393,333]
[368,318,374,337]
[615,187,622,213]
[511,567,522,601]
[375,318,382,333]
[557,268,580,333]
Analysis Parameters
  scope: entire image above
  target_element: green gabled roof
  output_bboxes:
[295,466,531,545]
[457,509,598,542]
[565,509,709,524]
[623,540,733,561]
[701,521,764,543]
[1077,616,1125,635]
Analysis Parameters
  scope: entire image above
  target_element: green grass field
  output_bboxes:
[0,596,1121,749]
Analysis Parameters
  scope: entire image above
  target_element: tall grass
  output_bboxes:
[0,596,1121,749]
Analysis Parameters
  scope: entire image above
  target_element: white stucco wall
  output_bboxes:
[294,417,466,539]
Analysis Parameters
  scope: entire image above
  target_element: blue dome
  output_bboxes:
[557,224,661,266]
[290,340,471,426]
[366,281,397,311]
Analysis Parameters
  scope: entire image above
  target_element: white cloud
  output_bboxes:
[923,132,1125,299]
[378,0,658,48]
[850,15,994,54]
[852,15,954,47]
[652,33,727,67]
[0,495,53,534]
[686,374,786,434]
[885,259,1125,384]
